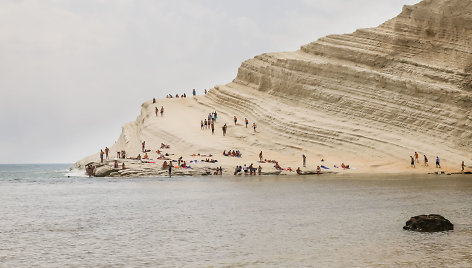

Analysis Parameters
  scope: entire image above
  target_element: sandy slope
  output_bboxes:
[76,0,472,176]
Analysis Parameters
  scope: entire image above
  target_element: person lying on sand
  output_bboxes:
[274,162,282,170]
[296,167,302,175]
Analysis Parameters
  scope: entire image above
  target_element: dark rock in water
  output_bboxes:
[403,214,453,232]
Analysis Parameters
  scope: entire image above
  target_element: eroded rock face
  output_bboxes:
[403,214,453,232]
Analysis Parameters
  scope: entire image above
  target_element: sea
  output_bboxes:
[0,164,471,267]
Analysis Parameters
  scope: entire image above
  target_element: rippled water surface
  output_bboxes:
[0,164,471,267]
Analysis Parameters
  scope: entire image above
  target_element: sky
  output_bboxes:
[0,0,421,164]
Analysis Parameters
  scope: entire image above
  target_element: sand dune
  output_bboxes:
[76,0,472,176]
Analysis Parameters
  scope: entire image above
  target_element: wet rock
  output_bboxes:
[403,214,453,232]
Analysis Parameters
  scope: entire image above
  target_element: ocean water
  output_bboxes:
[0,164,471,267]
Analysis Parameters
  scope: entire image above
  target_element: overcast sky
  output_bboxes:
[0,0,420,164]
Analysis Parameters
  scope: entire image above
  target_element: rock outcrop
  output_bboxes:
[76,0,472,175]
[403,214,454,232]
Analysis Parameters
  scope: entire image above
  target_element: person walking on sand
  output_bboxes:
[414,152,419,163]
[436,156,441,168]
[153,98,156,104]
[211,122,215,135]
[410,156,415,168]
[234,116,237,125]
[302,154,306,167]
[160,106,164,116]
[462,161,465,172]
[424,155,428,166]
[259,151,263,161]
[105,147,109,159]
[100,150,104,163]
[168,165,173,177]
[142,141,146,152]
[245,118,248,128]
[253,123,257,132]
[155,107,159,117]
[201,120,204,130]
[258,165,262,175]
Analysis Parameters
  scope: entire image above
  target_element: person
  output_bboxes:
[193,89,196,96]
[160,106,164,116]
[143,153,149,159]
[183,93,186,98]
[302,154,306,167]
[222,124,227,136]
[414,152,419,163]
[245,118,248,128]
[258,165,262,175]
[142,141,146,152]
[243,164,248,174]
[114,160,118,169]
[168,164,172,177]
[117,151,121,158]
[274,162,281,170]
[259,151,263,161]
[201,120,204,130]
[100,150,104,163]
[122,162,126,169]
[204,89,207,94]
[410,156,415,168]
[296,167,302,175]
[176,94,179,98]
[462,161,465,172]
[162,161,169,170]
[155,107,159,117]
[436,156,441,168]
[211,122,215,134]
[105,147,109,159]
[204,119,208,129]
[424,155,428,166]
[253,123,257,132]
[316,165,321,174]
[234,116,237,125]
[153,98,156,103]
[137,154,142,160]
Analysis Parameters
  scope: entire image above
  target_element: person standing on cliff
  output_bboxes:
[105,147,109,160]
[153,98,156,104]
[303,154,306,167]
[222,124,227,136]
[193,89,196,96]
[100,150,104,163]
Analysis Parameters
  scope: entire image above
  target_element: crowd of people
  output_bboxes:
[234,164,262,175]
